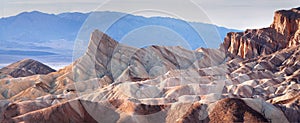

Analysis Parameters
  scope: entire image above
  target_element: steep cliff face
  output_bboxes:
[271,8,300,39]
[223,7,300,59]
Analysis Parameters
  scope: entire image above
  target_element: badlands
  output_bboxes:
[0,7,300,123]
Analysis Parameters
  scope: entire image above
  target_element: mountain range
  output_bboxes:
[0,11,238,69]
[0,7,299,122]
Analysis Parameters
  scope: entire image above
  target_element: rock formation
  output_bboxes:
[222,7,300,59]
[0,59,55,78]
[0,7,300,123]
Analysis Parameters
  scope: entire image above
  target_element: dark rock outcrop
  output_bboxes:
[209,98,268,123]
[0,59,55,78]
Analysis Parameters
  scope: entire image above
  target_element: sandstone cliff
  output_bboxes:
[223,7,300,59]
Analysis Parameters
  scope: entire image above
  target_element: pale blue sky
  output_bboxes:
[1,0,299,29]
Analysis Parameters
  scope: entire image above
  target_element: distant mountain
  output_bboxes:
[0,59,55,78]
[0,11,88,43]
[0,11,239,67]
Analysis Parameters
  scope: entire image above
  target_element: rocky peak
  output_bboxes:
[85,29,118,57]
[0,59,55,78]
[72,29,226,83]
[271,7,300,36]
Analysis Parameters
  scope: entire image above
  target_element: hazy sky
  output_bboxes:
[1,0,299,29]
